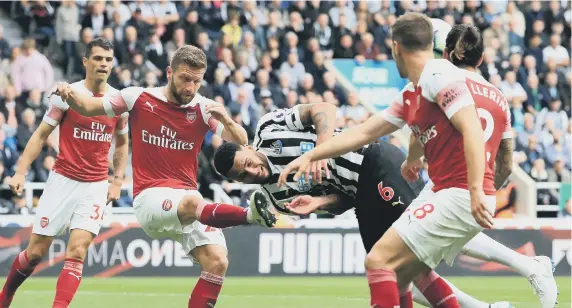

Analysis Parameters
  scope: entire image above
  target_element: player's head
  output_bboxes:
[391,12,434,79]
[83,37,114,83]
[444,24,484,70]
[213,143,271,184]
[167,45,207,105]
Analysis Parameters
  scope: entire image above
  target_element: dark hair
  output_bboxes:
[445,24,483,68]
[170,45,207,71]
[85,37,114,58]
[213,142,242,177]
[391,12,433,51]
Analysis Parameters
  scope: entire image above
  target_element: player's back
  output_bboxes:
[462,70,511,181]
[45,81,128,182]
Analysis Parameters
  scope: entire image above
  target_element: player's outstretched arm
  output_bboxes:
[285,194,353,216]
[406,134,424,162]
[10,122,56,194]
[277,114,399,187]
[52,82,108,117]
[494,139,514,190]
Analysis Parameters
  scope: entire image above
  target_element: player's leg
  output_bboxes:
[178,190,276,228]
[52,229,95,308]
[461,232,557,308]
[0,234,53,307]
[189,244,228,308]
[52,180,105,308]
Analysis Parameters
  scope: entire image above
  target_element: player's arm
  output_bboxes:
[286,193,353,216]
[111,115,129,186]
[204,103,248,145]
[308,113,400,161]
[405,133,424,162]
[450,106,485,192]
[15,122,55,176]
[315,194,353,215]
[220,117,248,145]
[494,139,513,190]
[52,83,108,116]
[296,103,337,144]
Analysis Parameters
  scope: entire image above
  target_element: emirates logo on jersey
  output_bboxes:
[40,217,49,228]
[162,199,173,211]
[186,110,197,123]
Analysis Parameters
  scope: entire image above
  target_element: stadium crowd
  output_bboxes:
[0,0,569,216]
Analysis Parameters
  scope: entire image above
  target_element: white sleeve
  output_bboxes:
[42,88,69,126]
[102,87,143,117]
[198,97,224,137]
[380,94,407,129]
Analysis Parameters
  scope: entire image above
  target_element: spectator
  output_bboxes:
[16,109,36,152]
[228,89,260,135]
[1,86,19,128]
[307,51,328,91]
[543,34,570,68]
[355,33,385,61]
[242,14,267,51]
[503,1,526,38]
[483,16,509,57]
[267,36,282,70]
[30,0,56,46]
[235,51,253,81]
[123,52,151,86]
[334,34,355,59]
[303,38,321,67]
[11,39,54,96]
[108,11,126,42]
[0,26,11,61]
[510,98,526,132]
[117,68,135,89]
[0,129,18,174]
[253,69,282,107]
[329,0,357,31]
[212,68,231,105]
[236,32,261,74]
[74,27,94,76]
[198,0,224,40]
[531,158,556,205]
[521,135,543,172]
[143,71,159,88]
[281,32,305,64]
[508,53,527,86]
[500,71,527,103]
[536,99,569,133]
[258,53,280,85]
[177,10,202,46]
[166,28,186,62]
[221,12,242,47]
[81,1,110,36]
[145,33,169,75]
[544,72,563,103]
[522,55,538,79]
[152,0,180,41]
[216,48,235,80]
[285,11,313,45]
[285,91,299,108]
[297,73,316,97]
[228,70,254,104]
[342,92,369,124]
[280,52,305,89]
[118,26,146,65]
[125,8,153,40]
[480,47,501,81]
[16,89,46,124]
[35,155,55,183]
[260,90,277,115]
[516,113,536,150]
[525,74,550,115]
[526,34,544,72]
[545,133,570,169]
[106,0,132,26]
[265,10,285,42]
[241,1,266,27]
[322,71,347,105]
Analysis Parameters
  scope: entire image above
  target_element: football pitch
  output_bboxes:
[7,276,571,307]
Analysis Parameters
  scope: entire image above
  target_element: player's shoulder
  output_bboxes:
[418,59,466,100]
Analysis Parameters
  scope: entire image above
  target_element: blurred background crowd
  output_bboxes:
[0,0,569,217]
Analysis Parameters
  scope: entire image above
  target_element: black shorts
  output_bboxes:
[355,142,425,253]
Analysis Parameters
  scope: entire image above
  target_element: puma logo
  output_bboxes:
[145,101,157,112]
[392,197,404,206]
[68,272,82,281]
[212,203,221,218]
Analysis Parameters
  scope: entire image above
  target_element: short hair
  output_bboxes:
[391,12,433,51]
[170,45,207,71]
[213,142,242,177]
[85,37,114,58]
[445,24,483,68]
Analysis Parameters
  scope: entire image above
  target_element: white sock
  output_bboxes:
[411,278,489,308]
[462,232,537,277]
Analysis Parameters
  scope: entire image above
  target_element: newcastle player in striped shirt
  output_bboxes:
[213,104,514,308]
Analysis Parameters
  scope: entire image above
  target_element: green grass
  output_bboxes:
[8,276,571,307]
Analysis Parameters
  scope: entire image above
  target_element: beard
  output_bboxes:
[168,77,195,105]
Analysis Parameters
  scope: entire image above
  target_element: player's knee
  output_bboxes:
[365,251,388,270]
[178,195,203,224]
[202,254,229,276]
[25,249,45,266]
[66,244,88,261]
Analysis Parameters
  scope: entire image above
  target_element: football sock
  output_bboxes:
[196,201,248,228]
[52,258,84,308]
[189,272,224,308]
[366,268,400,308]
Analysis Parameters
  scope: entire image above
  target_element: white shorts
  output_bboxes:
[133,187,227,261]
[393,187,496,269]
[33,171,108,236]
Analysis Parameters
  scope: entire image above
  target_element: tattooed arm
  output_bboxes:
[107,132,129,204]
[297,103,337,144]
[494,139,514,190]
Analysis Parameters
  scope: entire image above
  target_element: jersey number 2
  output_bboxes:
[477,108,494,162]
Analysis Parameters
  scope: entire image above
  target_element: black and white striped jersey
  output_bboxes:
[253,106,369,214]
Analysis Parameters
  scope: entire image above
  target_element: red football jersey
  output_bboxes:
[102,87,224,197]
[44,81,129,182]
[382,59,507,195]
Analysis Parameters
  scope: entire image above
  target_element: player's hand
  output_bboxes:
[106,181,122,205]
[9,173,26,196]
[277,153,312,188]
[50,82,72,101]
[285,195,321,216]
[205,103,231,123]
[309,159,330,184]
[401,158,422,182]
[470,189,494,229]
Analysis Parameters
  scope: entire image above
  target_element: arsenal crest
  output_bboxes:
[186,110,197,123]
[40,217,49,228]
[162,199,173,211]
